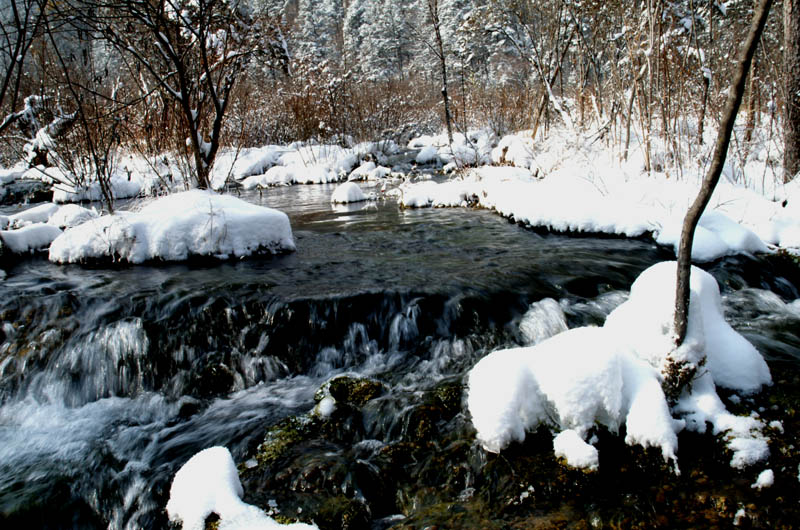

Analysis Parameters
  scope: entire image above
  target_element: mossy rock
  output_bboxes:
[431,380,464,420]
[252,415,317,468]
[315,375,386,407]
[313,495,371,530]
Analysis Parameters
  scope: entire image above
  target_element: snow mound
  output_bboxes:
[331,182,367,204]
[491,133,535,169]
[7,203,59,228]
[241,166,295,189]
[655,210,769,262]
[3,203,96,230]
[468,261,771,470]
[348,161,376,181]
[400,180,477,208]
[46,204,99,229]
[1,223,62,253]
[553,429,599,471]
[166,446,317,530]
[49,190,295,264]
[211,146,284,189]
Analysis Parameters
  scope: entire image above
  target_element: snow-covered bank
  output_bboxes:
[221,141,400,190]
[468,261,771,471]
[49,190,295,264]
[396,164,796,260]
[0,203,98,255]
[167,446,317,530]
[391,124,800,259]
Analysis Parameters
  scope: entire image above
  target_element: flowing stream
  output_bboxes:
[1,183,799,528]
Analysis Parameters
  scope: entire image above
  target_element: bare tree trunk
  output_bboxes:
[427,0,453,146]
[668,0,773,399]
[785,0,800,182]
[696,0,713,145]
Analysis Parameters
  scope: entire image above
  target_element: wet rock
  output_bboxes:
[186,352,236,398]
[315,375,386,407]
[251,415,315,468]
[239,364,800,529]
[313,496,371,530]
[177,396,202,419]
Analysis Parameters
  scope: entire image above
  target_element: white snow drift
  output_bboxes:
[467,261,772,471]
[48,190,295,263]
[166,446,317,530]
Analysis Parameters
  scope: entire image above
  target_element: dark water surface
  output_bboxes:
[0,183,798,528]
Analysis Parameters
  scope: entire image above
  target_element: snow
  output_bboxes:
[49,190,295,264]
[6,203,59,228]
[330,182,367,203]
[46,204,99,229]
[315,396,336,418]
[53,174,143,204]
[0,203,97,255]
[347,162,390,182]
[0,165,25,185]
[348,161,376,181]
[656,210,769,262]
[468,261,771,471]
[234,143,397,189]
[394,156,795,259]
[166,446,318,530]
[1,223,62,253]
[553,429,599,471]
[384,122,800,258]
[751,469,774,490]
[210,146,285,189]
[416,145,439,165]
[410,131,494,168]
[768,420,784,433]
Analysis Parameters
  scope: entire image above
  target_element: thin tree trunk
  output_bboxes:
[428,0,453,146]
[672,0,773,349]
[785,0,800,181]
